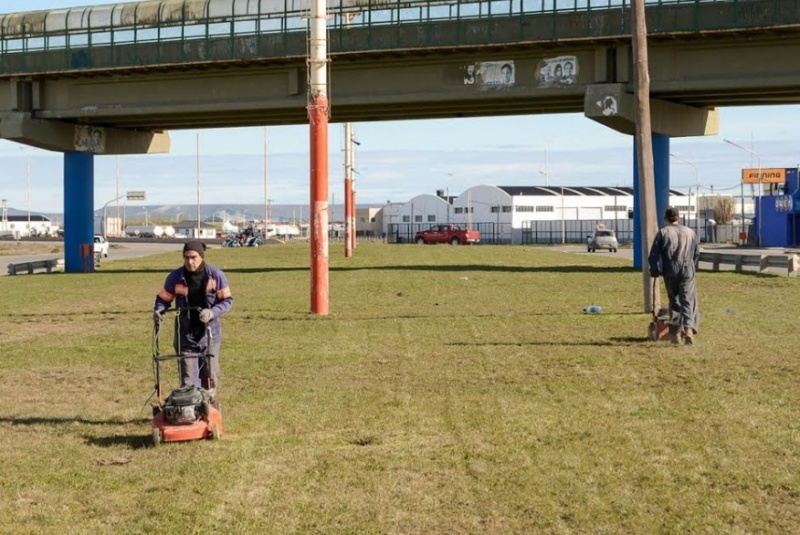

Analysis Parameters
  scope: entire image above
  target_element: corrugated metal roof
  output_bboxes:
[497,186,557,196]
[584,186,629,196]
[3,215,51,222]
[496,185,686,197]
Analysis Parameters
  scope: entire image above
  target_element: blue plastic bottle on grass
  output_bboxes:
[583,305,602,314]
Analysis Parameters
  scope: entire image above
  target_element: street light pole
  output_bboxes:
[102,195,125,239]
[560,180,565,244]
[669,152,701,239]
[540,170,564,243]
[724,139,761,246]
[196,133,201,239]
[26,155,31,237]
[18,146,33,237]
[446,173,455,224]
[543,144,549,187]
[264,126,270,233]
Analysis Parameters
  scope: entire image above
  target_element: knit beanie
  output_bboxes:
[183,240,206,258]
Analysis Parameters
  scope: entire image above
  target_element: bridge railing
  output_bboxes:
[0,0,796,75]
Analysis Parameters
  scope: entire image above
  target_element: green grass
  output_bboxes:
[1,243,798,534]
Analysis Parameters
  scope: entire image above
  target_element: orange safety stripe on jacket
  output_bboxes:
[216,287,231,299]
[158,288,175,303]
[174,283,188,296]
[206,278,218,291]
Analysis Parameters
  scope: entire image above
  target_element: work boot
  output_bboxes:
[684,328,694,346]
[670,331,683,346]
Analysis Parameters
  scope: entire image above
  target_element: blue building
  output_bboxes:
[758,168,800,247]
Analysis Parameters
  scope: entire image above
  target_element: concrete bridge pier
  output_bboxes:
[63,152,95,273]
[1,107,170,272]
[633,134,670,270]
[584,84,719,269]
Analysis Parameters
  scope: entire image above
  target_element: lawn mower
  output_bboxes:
[648,278,670,342]
[150,308,222,446]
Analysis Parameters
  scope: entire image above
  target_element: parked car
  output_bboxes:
[93,235,109,257]
[587,229,618,253]
[414,224,480,245]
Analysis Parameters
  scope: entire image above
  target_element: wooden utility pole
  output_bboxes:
[632,0,660,313]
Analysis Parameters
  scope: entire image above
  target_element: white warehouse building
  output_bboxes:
[384,185,694,244]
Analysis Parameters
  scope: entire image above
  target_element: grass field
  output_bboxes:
[1,243,798,534]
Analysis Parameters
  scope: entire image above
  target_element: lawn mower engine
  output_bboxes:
[163,385,212,425]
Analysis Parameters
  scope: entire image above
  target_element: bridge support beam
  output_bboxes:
[0,112,170,154]
[584,84,717,269]
[584,84,719,138]
[63,152,95,273]
[1,112,170,274]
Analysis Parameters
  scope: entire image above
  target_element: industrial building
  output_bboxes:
[374,185,697,244]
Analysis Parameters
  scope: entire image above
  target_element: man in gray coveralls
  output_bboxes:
[648,207,700,345]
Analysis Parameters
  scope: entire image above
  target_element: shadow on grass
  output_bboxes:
[445,336,651,347]
[85,434,154,449]
[103,264,635,275]
[0,416,155,449]
[0,416,150,426]
[233,311,648,323]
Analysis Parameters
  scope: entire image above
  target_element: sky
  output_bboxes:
[2,0,800,213]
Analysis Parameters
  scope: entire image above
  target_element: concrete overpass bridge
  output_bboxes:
[0,0,798,288]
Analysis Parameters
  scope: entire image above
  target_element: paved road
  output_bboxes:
[555,244,796,275]
[0,241,182,276]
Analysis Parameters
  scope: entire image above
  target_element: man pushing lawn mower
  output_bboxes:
[648,207,700,346]
[152,241,233,442]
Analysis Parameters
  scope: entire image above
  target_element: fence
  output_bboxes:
[386,222,512,244]
[388,218,750,245]
[521,219,633,245]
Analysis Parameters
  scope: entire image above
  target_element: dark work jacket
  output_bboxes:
[154,262,233,352]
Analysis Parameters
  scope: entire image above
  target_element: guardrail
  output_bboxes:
[7,258,64,275]
[698,251,800,277]
[1,0,793,76]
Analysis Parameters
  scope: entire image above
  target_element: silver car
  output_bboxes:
[587,229,618,253]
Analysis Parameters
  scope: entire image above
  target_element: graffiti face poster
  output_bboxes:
[464,61,515,86]
[537,56,578,88]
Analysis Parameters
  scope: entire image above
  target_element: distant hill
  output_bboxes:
[10,203,381,226]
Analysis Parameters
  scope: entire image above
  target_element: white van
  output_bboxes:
[94,235,109,257]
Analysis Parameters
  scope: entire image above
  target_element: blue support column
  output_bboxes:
[632,134,670,269]
[63,152,95,273]
[653,134,671,233]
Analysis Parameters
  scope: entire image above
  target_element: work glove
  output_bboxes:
[153,310,165,323]
[199,309,214,324]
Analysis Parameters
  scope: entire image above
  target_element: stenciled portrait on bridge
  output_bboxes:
[463,61,515,86]
[74,125,107,153]
[537,55,578,88]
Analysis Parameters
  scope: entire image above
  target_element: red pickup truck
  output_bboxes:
[414,224,480,245]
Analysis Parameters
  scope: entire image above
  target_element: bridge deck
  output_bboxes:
[1,0,798,76]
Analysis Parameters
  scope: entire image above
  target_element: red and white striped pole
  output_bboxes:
[350,170,357,251]
[350,125,357,252]
[344,122,353,258]
[309,0,329,315]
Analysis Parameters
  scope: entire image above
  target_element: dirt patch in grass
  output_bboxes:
[0,241,62,256]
